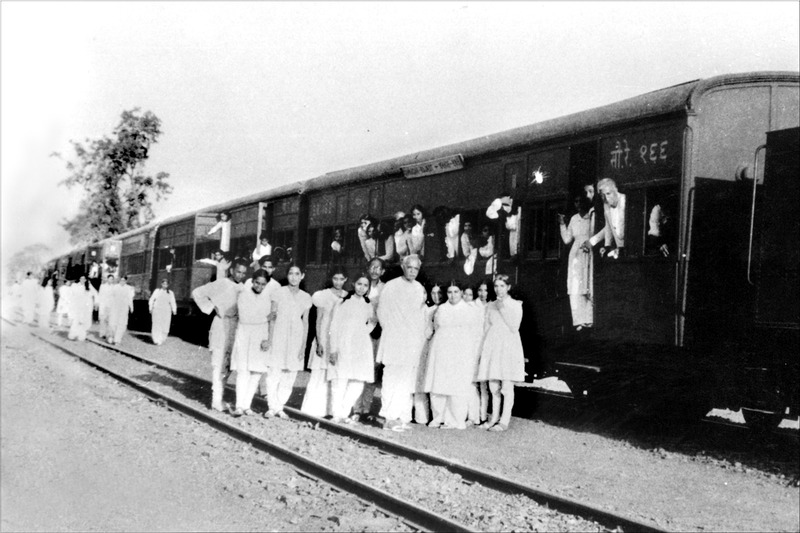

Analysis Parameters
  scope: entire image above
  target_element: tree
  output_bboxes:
[55,108,172,245]
[5,243,52,284]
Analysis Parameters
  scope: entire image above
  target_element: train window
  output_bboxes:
[305,228,320,264]
[644,185,679,257]
[121,253,144,275]
[157,248,174,270]
[195,240,218,261]
[173,245,190,269]
[523,199,565,260]
[272,230,295,262]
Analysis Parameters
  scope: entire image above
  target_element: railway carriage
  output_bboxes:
[50,71,799,427]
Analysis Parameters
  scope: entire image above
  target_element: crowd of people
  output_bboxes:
[8,270,173,347]
[192,253,525,432]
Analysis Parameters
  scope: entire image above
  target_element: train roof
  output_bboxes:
[303,71,799,193]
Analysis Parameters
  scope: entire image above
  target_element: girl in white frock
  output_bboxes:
[301,268,347,417]
[264,265,312,418]
[327,274,377,422]
[476,275,525,431]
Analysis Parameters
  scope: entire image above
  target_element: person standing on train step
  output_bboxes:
[582,178,626,259]
[208,211,232,252]
[229,269,273,417]
[20,272,39,325]
[263,264,312,419]
[376,254,427,432]
[327,273,377,422]
[476,274,525,431]
[559,193,595,331]
[37,277,56,331]
[352,257,385,421]
[300,267,347,418]
[97,274,117,340]
[149,279,177,345]
[108,275,135,345]
[192,258,248,411]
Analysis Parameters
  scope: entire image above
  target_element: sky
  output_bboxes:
[2,1,798,281]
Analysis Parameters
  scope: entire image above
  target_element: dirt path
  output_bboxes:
[0,324,407,532]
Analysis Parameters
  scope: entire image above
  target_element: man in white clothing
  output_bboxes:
[582,178,626,259]
[97,274,117,339]
[375,255,427,431]
[192,258,248,411]
[20,272,39,324]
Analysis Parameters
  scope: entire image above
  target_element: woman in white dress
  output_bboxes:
[264,264,312,418]
[413,284,441,425]
[327,273,377,422]
[230,269,272,416]
[300,268,347,417]
[208,211,232,252]
[409,205,426,257]
[149,279,177,345]
[55,279,73,328]
[474,281,492,423]
[37,277,55,331]
[476,275,525,431]
[558,194,594,330]
[68,276,97,342]
[424,281,485,429]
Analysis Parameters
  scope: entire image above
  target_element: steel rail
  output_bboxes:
[80,333,666,533]
[25,330,476,533]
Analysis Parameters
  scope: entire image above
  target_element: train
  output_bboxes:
[45,71,799,428]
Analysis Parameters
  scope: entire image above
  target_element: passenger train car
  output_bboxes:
[47,72,799,428]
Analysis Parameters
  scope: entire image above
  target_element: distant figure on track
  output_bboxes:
[55,279,73,328]
[192,258,248,411]
[37,277,56,331]
[107,276,135,345]
[263,264,312,419]
[97,274,117,340]
[67,276,97,342]
[21,272,39,325]
[149,279,177,345]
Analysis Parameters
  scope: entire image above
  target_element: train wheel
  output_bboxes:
[741,407,785,431]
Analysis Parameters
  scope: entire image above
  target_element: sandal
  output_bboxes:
[263,410,276,419]
[488,423,508,432]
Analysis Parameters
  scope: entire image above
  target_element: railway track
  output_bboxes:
[1,318,665,533]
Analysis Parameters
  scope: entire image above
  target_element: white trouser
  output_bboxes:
[300,368,331,417]
[235,369,263,410]
[265,369,297,412]
[329,379,365,419]
[430,393,469,429]
[380,364,426,424]
[211,348,231,409]
[569,293,593,326]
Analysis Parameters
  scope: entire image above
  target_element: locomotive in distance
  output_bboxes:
[47,71,800,428]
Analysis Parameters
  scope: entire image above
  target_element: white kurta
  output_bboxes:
[476,297,526,382]
[424,300,485,395]
[308,289,345,370]
[230,287,272,373]
[37,285,55,329]
[108,284,135,343]
[21,278,39,323]
[266,287,312,371]
[56,284,72,316]
[68,285,97,340]
[445,214,461,259]
[376,277,427,367]
[192,277,243,365]
[328,296,376,382]
[208,220,231,252]
[149,288,177,344]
